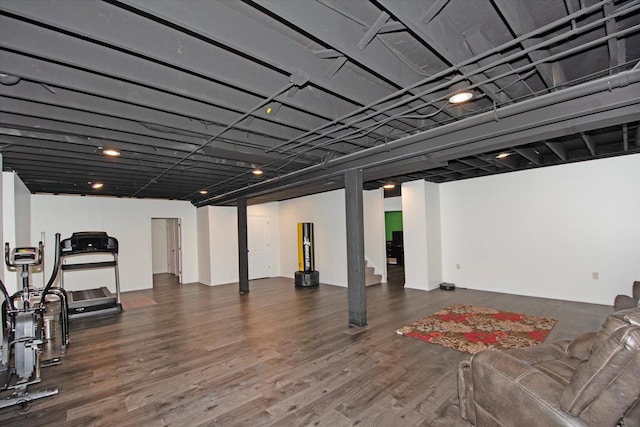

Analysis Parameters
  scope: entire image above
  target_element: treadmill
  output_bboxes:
[60,232,122,318]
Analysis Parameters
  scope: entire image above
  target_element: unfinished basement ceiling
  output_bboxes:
[0,0,639,206]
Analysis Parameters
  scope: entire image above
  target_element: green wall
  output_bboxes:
[385,211,403,241]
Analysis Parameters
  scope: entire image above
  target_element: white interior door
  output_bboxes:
[166,218,181,283]
[151,218,168,274]
[248,215,270,280]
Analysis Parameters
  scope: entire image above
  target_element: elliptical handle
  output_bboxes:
[41,233,62,308]
[4,242,14,268]
[37,241,44,265]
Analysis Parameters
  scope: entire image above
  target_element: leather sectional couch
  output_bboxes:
[614,280,640,311]
[458,307,640,426]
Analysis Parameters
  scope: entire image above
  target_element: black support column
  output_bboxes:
[344,168,367,327]
[237,197,249,294]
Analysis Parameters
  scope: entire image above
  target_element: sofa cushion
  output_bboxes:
[565,331,596,361]
[592,308,640,350]
[469,350,587,426]
[507,339,586,384]
[560,324,640,426]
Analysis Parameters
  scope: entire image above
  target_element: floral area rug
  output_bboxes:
[396,304,557,354]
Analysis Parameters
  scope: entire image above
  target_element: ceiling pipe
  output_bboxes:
[132,74,306,197]
[198,9,640,198]
[270,18,640,164]
[264,0,621,154]
[208,31,639,200]
[278,6,640,156]
[197,69,640,206]
[312,70,640,174]
[107,0,413,147]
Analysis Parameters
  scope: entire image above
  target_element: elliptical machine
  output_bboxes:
[0,233,65,410]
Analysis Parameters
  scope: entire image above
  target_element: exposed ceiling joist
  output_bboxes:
[0,0,638,205]
[198,70,640,206]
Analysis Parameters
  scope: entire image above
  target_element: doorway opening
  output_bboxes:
[384,195,405,287]
[151,218,182,284]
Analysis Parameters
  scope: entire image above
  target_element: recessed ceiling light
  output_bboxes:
[199,190,208,195]
[448,91,474,104]
[383,183,395,189]
[496,152,511,159]
[92,182,104,189]
[448,80,474,104]
[252,169,264,176]
[103,149,121,156]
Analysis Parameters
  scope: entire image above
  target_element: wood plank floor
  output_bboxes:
[0,267,613,426]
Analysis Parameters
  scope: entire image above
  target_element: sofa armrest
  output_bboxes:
[560,325,640,426]
[469,350,588,426]
[457,359,475,423]
[565,331,596,360]
[615,294,639,311]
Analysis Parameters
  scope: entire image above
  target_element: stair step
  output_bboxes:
[365,265,382,286]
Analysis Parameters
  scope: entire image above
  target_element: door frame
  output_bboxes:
[151,217,182,284]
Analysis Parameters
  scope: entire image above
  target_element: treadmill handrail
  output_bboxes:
[61,260,117,270]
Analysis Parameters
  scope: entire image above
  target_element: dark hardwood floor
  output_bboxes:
[1,269,613,426]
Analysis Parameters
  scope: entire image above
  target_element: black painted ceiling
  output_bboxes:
[1,0,639,206]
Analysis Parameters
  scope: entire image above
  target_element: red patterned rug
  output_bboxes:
[396,304,557,354]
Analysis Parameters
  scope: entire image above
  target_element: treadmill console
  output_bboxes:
[60,232,118,255]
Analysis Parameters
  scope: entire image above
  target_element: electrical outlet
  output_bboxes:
[456,263,461,270]
[592,272,599,280]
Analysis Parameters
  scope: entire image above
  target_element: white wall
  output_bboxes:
[206,206,239,286]
[279,189,348,287]
[196,207,211,285]
[363,188,387,282]
[248,202,281,277]
[402,180,442,290]
[151,219,168,274]
[31,195,198,293]
[197,203,281,286]
[384,196,402,212]
[440,154,640,305]
[2,172,33,294]
[5,153,633,305]
[14,173,31,247]
[425,182,443,288]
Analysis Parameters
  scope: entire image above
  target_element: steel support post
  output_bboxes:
[344,168,367,327]
[237,197,249,294]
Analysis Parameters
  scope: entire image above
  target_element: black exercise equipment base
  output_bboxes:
[67,286,122,318]
[295,271,319,287]
[68,304,122,319]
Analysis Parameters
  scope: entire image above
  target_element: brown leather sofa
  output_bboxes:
[614,280,640,311]
[458,307,640,426]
